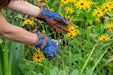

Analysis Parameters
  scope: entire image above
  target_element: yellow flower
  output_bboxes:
[109,28,112,31]
[98,34,110,41]
[59,13,64,18]
[93,7,104,17]
[74,0,93,11]
[60,3,64,7]
[38,0,48,4]
[75,29,80,34]
[42,30,45,33]
[69,0,77,3]
[66,24,79,38]
[66,32,77,38]
[90,58,93,60]
[96,17,100,22]
[64,15,70,20]
[61,0,69,4]
[23,19,34,25]
[33,52,45,63]
[47,6,55,11]
[88,26,92,29]
[67,25,76,32]
[105,22,113,29]
[64,7,74,13]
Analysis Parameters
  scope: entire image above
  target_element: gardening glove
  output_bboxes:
[34,31,59,61]
[36,6,73,33]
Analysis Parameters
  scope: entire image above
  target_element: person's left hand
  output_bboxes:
[37,7,73,33]
[34,31,59,61]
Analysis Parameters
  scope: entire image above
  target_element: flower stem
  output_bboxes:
[2,38,9,75]
[92,48,108,72]
[80,44,97,75]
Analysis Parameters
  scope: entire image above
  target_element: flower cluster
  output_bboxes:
[101,1,113,13]
[60,0,93,11]
[93,1,113,22]
[104,22,113,31]
[66,24,80,38]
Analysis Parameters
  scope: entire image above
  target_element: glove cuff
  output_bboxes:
[37,6,42,17]
[34,31,48,50]
[36,6,49,22]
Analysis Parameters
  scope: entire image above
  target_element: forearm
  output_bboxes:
[8,0,41,17]
[0,24,38,45]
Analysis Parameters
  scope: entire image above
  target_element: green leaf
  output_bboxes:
[53,0,60,5]
[7,40,24,75]
[71,69,79,75]
[104,55,113,67]
[58,70,64,75]
[16,14,23,19]
[50,67,58,75]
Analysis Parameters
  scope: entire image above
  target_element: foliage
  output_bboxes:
[1,0,113,75]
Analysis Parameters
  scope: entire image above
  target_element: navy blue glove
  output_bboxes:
[37,7,73,33]
[34,31,59,60]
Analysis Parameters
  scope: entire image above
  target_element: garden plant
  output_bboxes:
[0,0,113,75]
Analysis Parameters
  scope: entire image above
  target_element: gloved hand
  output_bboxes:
[34,31,59,61]
[37,7,73,33]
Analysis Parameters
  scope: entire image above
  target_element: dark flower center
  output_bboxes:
[37,56,40,59]
[109,3,111,5]
[71,29,73,31]
[103,38,105,40]
[68,10,70,12]
[106,7,108,9]
[27,22,30,24]
[97,12,100,14]
[81,3,84,5]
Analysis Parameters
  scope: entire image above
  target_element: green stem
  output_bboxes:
[0,45,3,75]
[69,47,71,75]
[92,48,108,72]
[80,44,97,75]
[2,38,9,75]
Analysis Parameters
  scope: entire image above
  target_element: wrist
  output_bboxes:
[36,6,49,22]
[37,6,42,17]
[33,34,40,47]
[33,31,48,50]
[35,33,44,47]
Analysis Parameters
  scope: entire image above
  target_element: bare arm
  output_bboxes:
[8,0,41,17]
[0,11,38,45]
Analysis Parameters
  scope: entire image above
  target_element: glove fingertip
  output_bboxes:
[66,20,73,25]
[48,56,53,61]
[62,18,67,23]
